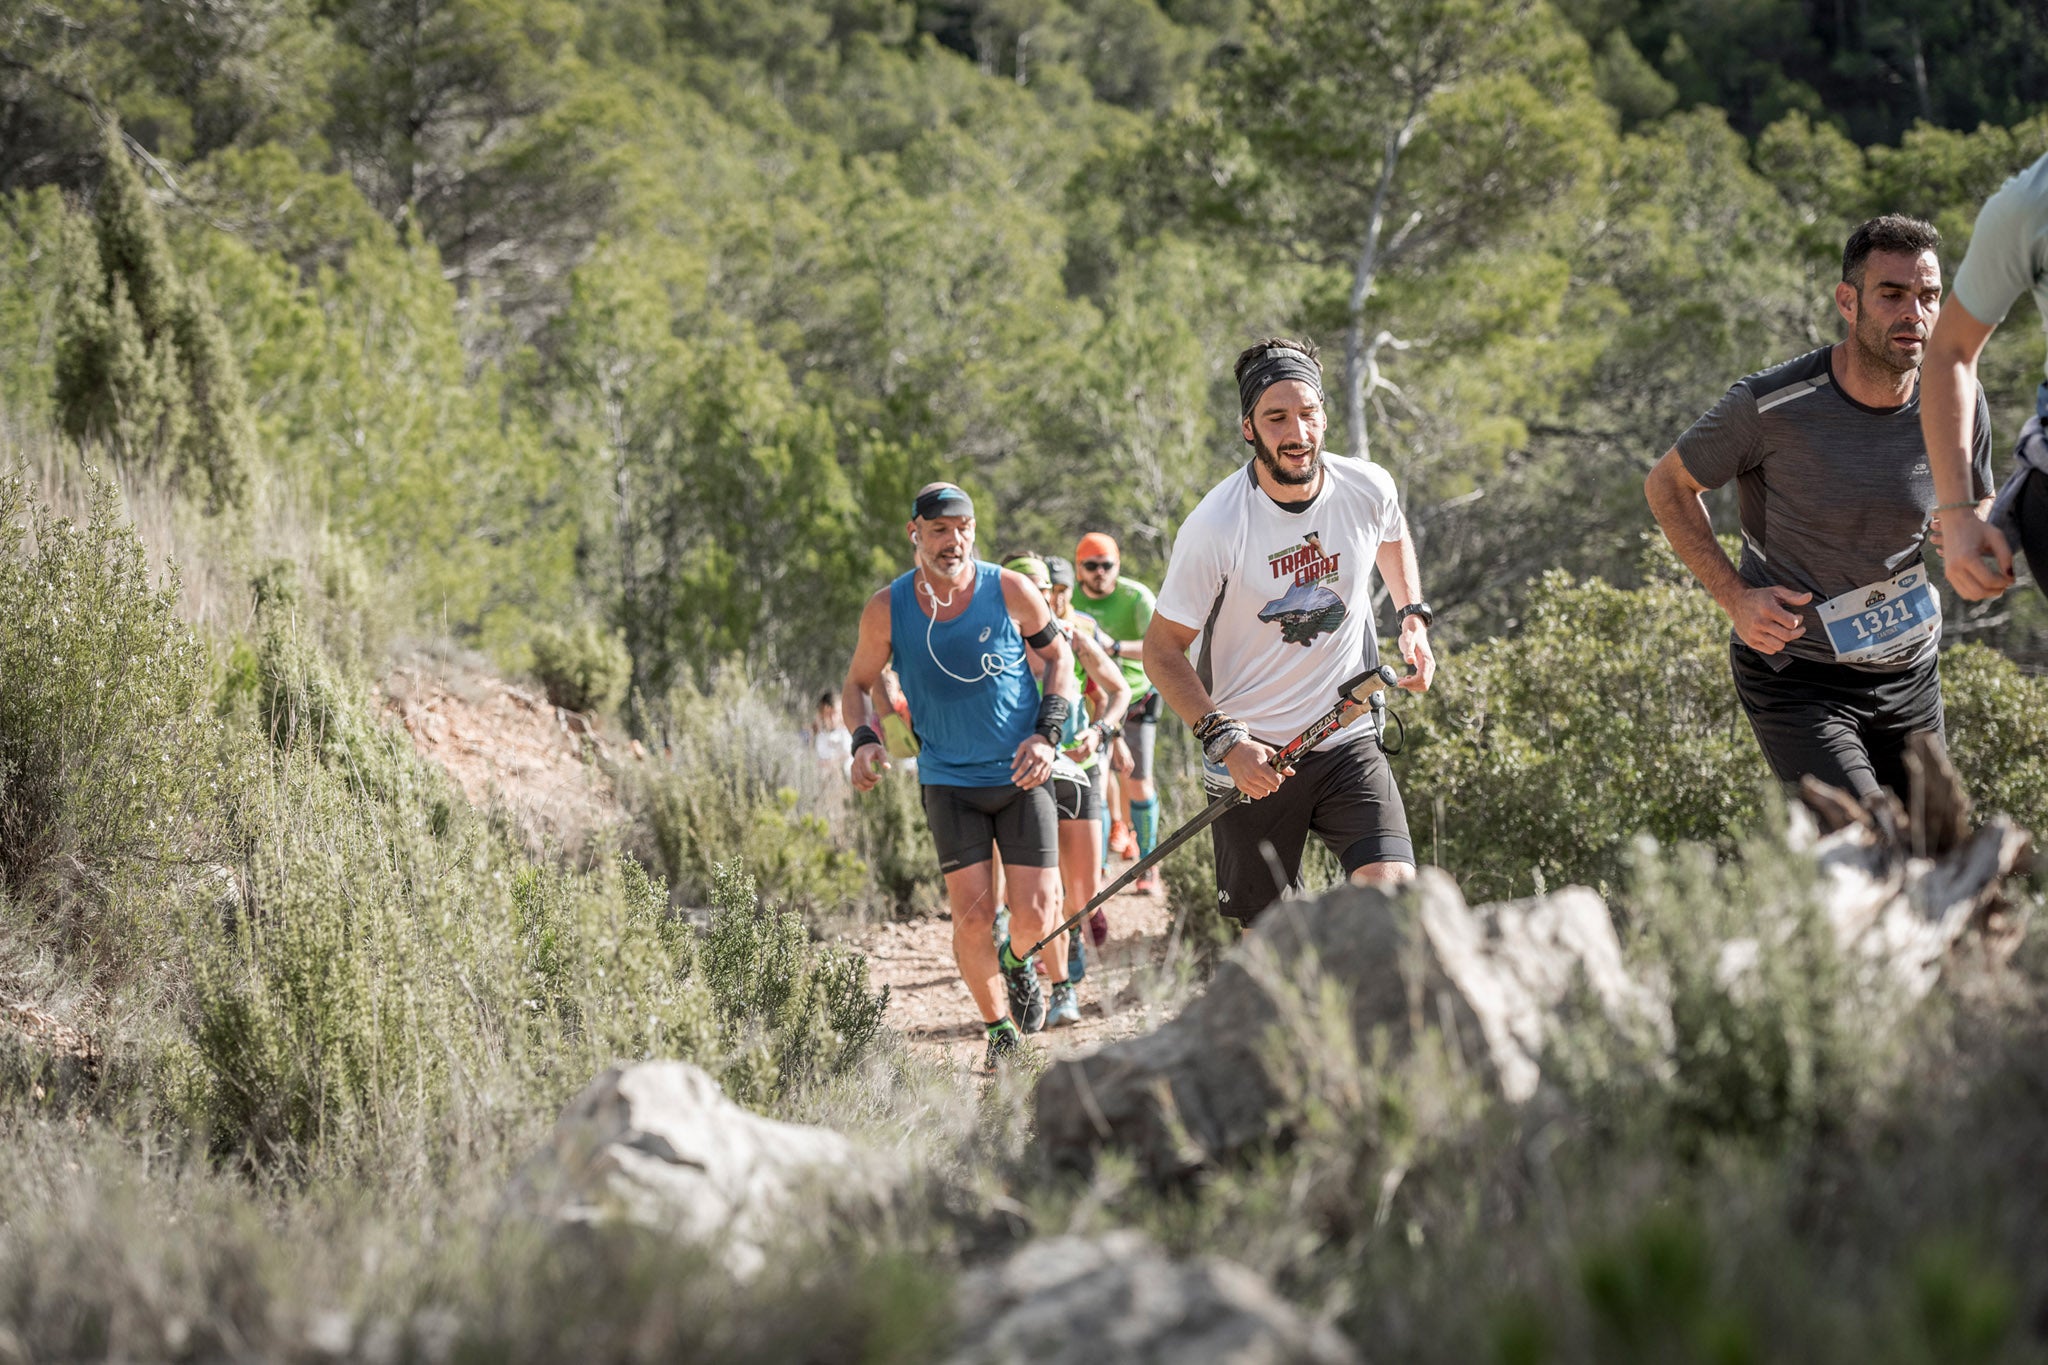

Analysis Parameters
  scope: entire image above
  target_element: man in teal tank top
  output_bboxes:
[842,484,1079,1069]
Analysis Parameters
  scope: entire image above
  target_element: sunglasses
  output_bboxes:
[1080,559,1116,572]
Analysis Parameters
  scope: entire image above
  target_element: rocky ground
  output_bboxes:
[381,650,629,858]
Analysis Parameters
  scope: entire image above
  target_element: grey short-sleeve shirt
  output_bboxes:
[1953,152,2048,396]
[1675,345,1993,672]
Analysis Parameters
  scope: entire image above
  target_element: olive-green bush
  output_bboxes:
[1403,566,1762,900]
[1939,641,2048,835]
[529,620,631,716]
[631,667,873,916]
[0,471,213,952]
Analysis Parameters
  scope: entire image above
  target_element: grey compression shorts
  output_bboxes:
[1052,767,1104,823]
[1120,690,1160,782]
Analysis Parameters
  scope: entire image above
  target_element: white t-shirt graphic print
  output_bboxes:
[1155,454,1406,748]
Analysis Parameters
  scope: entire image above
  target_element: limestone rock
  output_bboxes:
[504,1060,890,1277]
[1034,870,1666,1180]
[943,1231,1358,1365]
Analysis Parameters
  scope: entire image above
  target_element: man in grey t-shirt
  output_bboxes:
[1645,215,1993,803]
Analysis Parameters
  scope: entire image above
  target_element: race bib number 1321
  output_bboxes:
[1815,567,1940,666]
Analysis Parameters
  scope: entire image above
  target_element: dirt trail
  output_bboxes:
[855,860,1178,1071]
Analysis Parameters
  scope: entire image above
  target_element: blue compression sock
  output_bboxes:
[1130,798,1159,858]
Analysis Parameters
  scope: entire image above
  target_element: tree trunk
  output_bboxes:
[1343,114,1418,461]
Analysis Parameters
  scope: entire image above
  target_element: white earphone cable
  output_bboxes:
[920,571,1025,684]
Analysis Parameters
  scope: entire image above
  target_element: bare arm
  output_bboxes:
[1143,610,1292,799]
[1071,629,1129,729]
[1645,447,1812,655]
[1000,569,1070,789]
[1922,299,2015,598]
[1001,570,1076,704]
[1141,612,1212,729]
[1372,533,1435,693]
[1064,626,1130,765]
[841,590,894,791]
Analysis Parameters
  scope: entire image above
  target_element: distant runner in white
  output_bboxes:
[1143,337,1435,927]
[1645,214,1994,803]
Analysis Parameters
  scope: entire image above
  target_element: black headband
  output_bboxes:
[1238,349,1324,418]
[912,484,974,521]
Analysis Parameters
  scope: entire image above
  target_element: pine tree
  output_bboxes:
[50,121,255,512]
[51,214,117,441]
[171,278,254,511]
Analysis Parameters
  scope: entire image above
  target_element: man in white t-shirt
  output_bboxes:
[1143,337,1436,925]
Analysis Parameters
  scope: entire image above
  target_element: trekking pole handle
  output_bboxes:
[1267,664,1398,767]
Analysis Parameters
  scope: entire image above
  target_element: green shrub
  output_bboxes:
[256,609,438,813]
[701,861,888,1108]
[188,731,884,1165]
[51,124,252,511]
[1403,566,1767,900]
[635,667,871,916]
[1938,642,2048,835]
[1619,822,1895,1152]
[0,471,212,946]
[529,621,630,715]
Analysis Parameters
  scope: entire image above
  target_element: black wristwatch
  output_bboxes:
[1397,601,1435,627]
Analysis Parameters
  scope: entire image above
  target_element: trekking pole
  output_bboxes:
[1020,664,1399,961]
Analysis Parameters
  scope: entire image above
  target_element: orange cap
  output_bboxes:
[1075,531,1119,564]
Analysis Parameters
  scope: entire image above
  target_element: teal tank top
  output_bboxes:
[889,562,1039,786]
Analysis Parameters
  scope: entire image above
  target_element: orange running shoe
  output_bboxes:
[1133,869,1163,897]
[1109,820,1138,861]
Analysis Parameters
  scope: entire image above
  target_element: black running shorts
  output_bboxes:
[1728,639,1943,803]
[1052,768,1103,823]
[921,782,1059,874]
[1210,733,1413,926]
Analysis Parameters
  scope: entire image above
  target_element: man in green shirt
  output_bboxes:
[1074,531,1162,893]
[1922,151,2048,600]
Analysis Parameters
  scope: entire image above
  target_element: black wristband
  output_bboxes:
[1034,693,1071,745]
[850,724,882,754]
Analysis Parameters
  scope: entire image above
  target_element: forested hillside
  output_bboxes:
[8,0,2048,701]
[7,4,2048,1360]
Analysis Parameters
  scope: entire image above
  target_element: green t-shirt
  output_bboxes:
[1954,152,2048,400]
[1076,578,1155,701]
